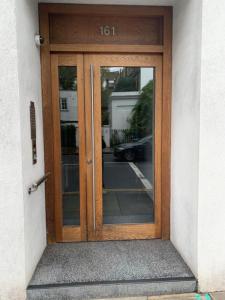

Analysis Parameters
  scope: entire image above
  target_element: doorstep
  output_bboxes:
[27,240,197,300]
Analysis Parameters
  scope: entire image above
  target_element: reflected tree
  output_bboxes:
[114,77,137,92]
[101,87,111,125]
[59,67,77,90]
[128,80,154,137]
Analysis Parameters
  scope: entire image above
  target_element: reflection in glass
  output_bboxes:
[59,66,80,225]
[101,67,155,224]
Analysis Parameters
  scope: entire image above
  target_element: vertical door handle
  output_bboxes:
[90,64,96,230]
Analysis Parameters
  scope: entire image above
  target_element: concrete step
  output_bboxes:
[27,278,196,300]
[27,240,197,300]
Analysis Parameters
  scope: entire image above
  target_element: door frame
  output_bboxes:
[39,4,172,243]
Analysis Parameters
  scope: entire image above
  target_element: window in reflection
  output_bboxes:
[101,67,155,224]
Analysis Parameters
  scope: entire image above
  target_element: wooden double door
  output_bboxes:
[51,53,162,242]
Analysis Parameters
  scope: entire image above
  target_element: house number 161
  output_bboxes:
[100,26,116,36]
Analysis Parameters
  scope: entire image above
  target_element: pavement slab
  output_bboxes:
[96,294,203,300]
[96,293,225,300]
[210,292,225,300]
[148,293,200,299]
[97,298,147,300]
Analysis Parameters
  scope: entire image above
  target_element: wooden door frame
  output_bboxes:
[39,4,172,243]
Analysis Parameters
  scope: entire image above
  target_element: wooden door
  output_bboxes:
[51,53,162,242]
[51,54,87,242]
[84,54,163,241]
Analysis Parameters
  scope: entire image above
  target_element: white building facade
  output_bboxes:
[0,0,225,299]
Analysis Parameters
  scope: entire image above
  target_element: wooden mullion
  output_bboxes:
[161,8,172,240]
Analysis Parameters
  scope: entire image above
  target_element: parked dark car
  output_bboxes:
[113,135,152,162]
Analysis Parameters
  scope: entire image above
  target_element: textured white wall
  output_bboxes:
[172,0,225,292]
[0,0,45,299]
[197,0,225,292]
[171,0,202,276]
[15,0,46,285]
[0,1,26,299]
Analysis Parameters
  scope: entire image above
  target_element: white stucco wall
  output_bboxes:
[15,0,46,285]
[172,0,225,292]
[197,0,225,292]
[0,0,46,299]
[0,1,26,299]
[171,0,202,277]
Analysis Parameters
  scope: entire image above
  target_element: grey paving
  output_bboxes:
[148,293,199,299]
[104,162,143,189]
[62,158,154,225]
[98,297,147,300]
[29,240,194,286]
[63,194,80,225]
[103,191,154,224]
[135,161,153,184]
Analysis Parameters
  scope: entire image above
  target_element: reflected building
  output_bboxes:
[102,67,154,149]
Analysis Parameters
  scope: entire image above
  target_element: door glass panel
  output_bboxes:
[101,66,155,224]
[58,66,80,226]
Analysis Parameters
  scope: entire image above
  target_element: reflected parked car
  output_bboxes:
[113,135,152,162]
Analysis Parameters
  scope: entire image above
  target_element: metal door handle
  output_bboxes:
[90,64,96,230]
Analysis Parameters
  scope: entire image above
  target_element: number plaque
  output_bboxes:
[50,14,163,45]
[100,26,116,36]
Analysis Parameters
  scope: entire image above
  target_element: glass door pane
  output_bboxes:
[101,66,155,225]
[58,66,80,226]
